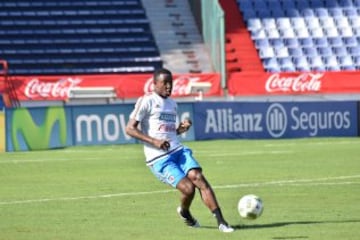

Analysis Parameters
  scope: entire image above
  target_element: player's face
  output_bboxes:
[154,73,173,98]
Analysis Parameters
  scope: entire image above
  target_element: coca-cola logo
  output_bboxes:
[265,73,324,93]
[143,76,202,96]
[24,77,82,98]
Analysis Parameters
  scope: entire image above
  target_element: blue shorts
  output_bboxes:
[149,147,201,188]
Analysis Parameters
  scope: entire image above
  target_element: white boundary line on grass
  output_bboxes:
[0,175,359,206]
[0,150,293,164]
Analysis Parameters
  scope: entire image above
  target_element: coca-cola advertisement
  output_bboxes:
[1,73,222,101]
[228,71,360,96]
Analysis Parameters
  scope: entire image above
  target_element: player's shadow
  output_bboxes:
[232,219,360,230]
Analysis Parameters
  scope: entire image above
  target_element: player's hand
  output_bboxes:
[152,139,170,151]
[160,140,170,151]
[177,118,192,134]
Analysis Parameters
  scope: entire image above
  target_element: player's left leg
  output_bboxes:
[179,147,234,232]
[148,152,199,227]
[187,169,234,232]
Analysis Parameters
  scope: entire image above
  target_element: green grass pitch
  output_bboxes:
[1,137,360,240]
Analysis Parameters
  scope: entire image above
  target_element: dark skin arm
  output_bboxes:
[125,118,192,151]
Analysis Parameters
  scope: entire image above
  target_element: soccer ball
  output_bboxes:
[237,194,264,220]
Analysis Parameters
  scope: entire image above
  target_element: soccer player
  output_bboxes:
[125,68,234,233]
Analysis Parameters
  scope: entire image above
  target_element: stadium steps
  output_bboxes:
[219,0,264,74]
[141,0,213,73]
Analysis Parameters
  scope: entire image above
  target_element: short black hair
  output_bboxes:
[153,68,172,82]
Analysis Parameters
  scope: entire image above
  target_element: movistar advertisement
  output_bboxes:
[71,104,135,146]
[193,101,358,140]
[71,103,195,146]
[6,107,73,151]
[4,103,195,151]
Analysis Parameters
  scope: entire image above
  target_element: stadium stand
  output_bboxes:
[141,0,213,73]
[0,0,163,75]
[237,0,360,72]
[219,0,264,74]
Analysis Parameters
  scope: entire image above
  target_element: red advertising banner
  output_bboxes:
[0,73,222,101]
[228,71,360,96]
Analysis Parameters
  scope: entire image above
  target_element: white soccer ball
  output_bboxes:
[237,194,264,220]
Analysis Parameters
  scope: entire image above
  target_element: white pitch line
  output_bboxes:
[0,150,292,164]
[0,175,359,206]
[217,174,360,189]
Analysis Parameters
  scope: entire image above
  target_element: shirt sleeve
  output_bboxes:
[130,96,151,122]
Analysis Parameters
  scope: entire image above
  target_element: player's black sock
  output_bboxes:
[212,208,227,226]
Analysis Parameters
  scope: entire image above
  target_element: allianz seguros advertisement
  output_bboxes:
[6,107,73,151]
[193,101,358,140]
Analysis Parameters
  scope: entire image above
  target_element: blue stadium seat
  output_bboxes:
[283,38,299,48]
[254,38,270,49]
[329,8,344,18]
[342,8,358,17]
[288,47,303,58]
[305,17,321,30]
[335,17,350,29]
[324,0,339,8]
[354,0,360,6]
[313,37,329,47]
[339,0,354,7]
[332,46,349,57]
[265,28,281,38]
[269,38,284,48]
[338,27,354,37]
[276,18,292,29]
[262,18,277,29]
[298,38,314,47]
[263,58,281,72]
[328,36,344,47]
[308,56,326,71]
[259,47,275,59]
[278,57,296,72]
[302,47,318,57]
[352,56,360,69]
[342,36,357,46]
[291,17,306,29]
[314,8,329,17]
[338,55,355,70]
[293,56,310,71]
[317,46,333,57]
[348,46,360,56]
[279,28,296,38]
[295,28,310,38]
[275,47,289,58]
[323,56,341,71]
[247,19,262,31]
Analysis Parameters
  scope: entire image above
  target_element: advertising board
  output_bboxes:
[6,107,73,151]
[193,101,358,140]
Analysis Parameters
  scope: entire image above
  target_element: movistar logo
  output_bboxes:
[11,107,67,151]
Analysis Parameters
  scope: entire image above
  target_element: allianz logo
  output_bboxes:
[205,103,352,138]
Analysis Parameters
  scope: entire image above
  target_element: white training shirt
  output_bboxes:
[129,92,183,164]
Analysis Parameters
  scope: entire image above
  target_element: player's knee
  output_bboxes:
[188,169,207,187]
[177,178,195,196]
